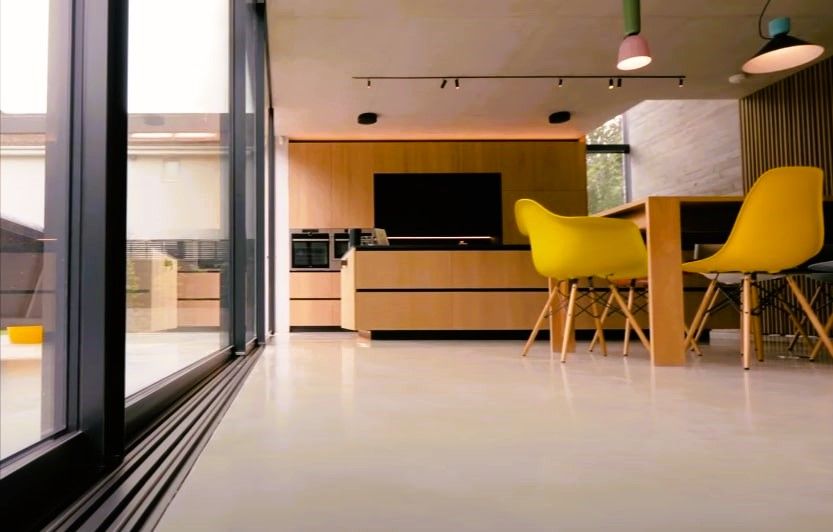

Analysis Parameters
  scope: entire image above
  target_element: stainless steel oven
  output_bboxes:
[290,232,331,270]
[291,228,378,271]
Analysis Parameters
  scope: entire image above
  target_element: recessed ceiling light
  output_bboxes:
[357,112,378,125]
[548,111,572,124]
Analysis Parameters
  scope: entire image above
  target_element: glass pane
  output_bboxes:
[587,152,626,214]
[125,0,231,396]
[586,116,627,214]
[1,0,70,459]
[244,18,257,342]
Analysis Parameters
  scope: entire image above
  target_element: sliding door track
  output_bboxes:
[46,347,263,531]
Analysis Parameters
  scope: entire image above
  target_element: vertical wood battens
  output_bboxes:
[739,57,833,338]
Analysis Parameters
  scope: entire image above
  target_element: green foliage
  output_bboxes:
[586,116,626,214]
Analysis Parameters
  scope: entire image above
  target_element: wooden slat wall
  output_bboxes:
[740,57,833,340]
[740,57,833,193]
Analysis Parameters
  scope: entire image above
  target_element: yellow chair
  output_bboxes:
[515,199,650,362]
[683,166,829,369]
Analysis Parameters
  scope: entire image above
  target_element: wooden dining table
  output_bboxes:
[596,196,745,366]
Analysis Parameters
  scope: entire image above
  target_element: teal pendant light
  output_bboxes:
[742,1,824,74]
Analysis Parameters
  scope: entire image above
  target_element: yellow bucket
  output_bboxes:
[7,325,44,344]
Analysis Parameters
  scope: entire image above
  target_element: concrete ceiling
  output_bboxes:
[266,0,833,140]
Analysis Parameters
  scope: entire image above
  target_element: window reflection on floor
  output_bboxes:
[0,331,222,457]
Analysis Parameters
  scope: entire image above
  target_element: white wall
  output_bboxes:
[275,137,290,334]
[126,153,228,240]
[625,100,743,199]
[0,151,45,231]
[1,150,227,239]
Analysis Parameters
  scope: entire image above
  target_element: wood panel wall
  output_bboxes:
[740,56,833,192]
[288,140,588,244]
[740,57,833,343]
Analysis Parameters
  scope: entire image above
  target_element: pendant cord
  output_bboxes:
[758,0,773,40]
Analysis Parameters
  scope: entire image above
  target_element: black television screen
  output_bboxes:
[374,173,502,244]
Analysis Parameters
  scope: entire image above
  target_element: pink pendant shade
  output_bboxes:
[617,34,652,71]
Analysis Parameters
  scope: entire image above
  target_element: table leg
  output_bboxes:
[645,197,686,366]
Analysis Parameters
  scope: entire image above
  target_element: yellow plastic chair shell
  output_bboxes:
[515,199,648,280]
[683,166,823,274]
[515,199,650,361]
[681,166,829,370]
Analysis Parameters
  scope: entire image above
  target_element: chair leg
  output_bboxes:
[787,285,821,351]
[781,302,813,354]
[694,287,721,348]
[588,278,608,356]
[560,281,578,363]
[686,278,718,353]
[750,279,764,362]
[589,291,615,352]
[809,311,833,360]
[786,275,833,360]
[623,284,636,356]
[689,288,719,356]
[608,284,650,352]
[522,281,559,357]
[741,275,752,370]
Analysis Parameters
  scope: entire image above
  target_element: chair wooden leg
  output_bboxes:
[786,275,833,360]
[589,291,615,352]
[686,278,718,353]
[588,278,608,356]
[608,284,650,352]
[693,287,721,350]
[787,285,821,350]
[560,282,578,363]
[623,284,636,356]
[689,288,719,356]
[741,275,752,370]
[809,311,833,360]
[781,302,813,354]
[750,280,764,362]
[522,281,559,357]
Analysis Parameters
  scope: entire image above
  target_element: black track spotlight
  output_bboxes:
[357,112,378,125]
[455,78,460,89]
[366,79,371,88]
[678,77,684,87]
[548,111,572,124]
[558,78,564,88]
[617,78,622,88]
[608,78,614,90]
[440,79,448,89]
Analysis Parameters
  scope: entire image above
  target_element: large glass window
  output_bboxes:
[244,11,259,343]
[0,0,70,459]
[586,115,628,214]
[125,0,231,395]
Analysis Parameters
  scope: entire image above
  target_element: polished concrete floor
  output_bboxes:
[0,331,223,459]
[158,333,833,532]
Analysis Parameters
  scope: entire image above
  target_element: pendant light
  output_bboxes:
[617,0,652,71]
[742,12,824,74]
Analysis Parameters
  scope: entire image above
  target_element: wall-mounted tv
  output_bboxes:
[374,173,502,245]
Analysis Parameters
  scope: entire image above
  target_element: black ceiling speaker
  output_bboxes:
[548,111,571,124]
[357,112,378,125]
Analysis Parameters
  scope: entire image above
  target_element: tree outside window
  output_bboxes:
[586,115,627,214]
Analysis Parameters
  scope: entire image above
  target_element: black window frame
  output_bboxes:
[0,1,272,528]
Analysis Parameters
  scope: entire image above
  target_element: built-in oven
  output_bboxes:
[291,228,379,271]
[290,232,331,270]
[332,232,351,261]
